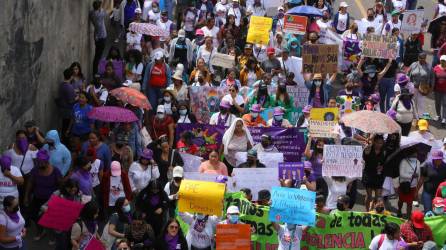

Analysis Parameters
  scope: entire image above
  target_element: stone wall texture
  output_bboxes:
[0,0,93,148]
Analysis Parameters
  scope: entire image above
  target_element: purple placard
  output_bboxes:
[278,162,305,180]
[176,124,306,162]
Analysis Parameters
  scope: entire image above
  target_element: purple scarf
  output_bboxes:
[217,113,229,126]
[164,233,179,250]
[16,138,29,155]
[5,211,20,224]
[272,119,283,127]
[402,97,412,110]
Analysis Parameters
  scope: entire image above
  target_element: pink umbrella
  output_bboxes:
[88,106,138,123]
[340,110,401,134]
[129,22,169,37]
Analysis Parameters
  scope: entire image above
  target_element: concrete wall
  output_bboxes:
[0,0,93,149]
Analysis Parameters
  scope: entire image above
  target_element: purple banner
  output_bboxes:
[278,162,305,180]
[176,124,305,162]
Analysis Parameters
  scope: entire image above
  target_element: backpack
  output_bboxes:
[174,38,188,61]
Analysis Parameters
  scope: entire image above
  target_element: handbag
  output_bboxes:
[418,82,431,96]
[399,159,417,195]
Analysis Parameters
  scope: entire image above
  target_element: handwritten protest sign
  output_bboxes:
[361,34,398,59]
[178,180,226,216]
[247,16,273,44]
[287,85,309,109]
[235,152,284,168]
[284,15,308,35]
[302,44,338,74]
[211,53,235,68]
[308,120,338,138]
[176,124,306,162]
[180,153,202,172]
[183,172,235,191]
[189,86,227,123]
[216,224,251,250]
[322,145,363,177]
[38,195,84,231]
[232,168,280,200]
[401,10,424,35]
[278,162,305,180]
[269,187,316,226]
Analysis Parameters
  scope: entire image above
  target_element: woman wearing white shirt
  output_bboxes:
[197,36,217,74]
[0,156,23,209]
[4,131,37,176]
[129,149,160,194]
[125,49,144,82]
[126,31,142,52]
[369,222,403,250]
[323,176,356,210]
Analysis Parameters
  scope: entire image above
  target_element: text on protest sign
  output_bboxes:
[302,44,339,74]
[232,168,280,201]
[269,187,316,226]
[308,120,338,138]
[247,16,273,44]
[361,34,397,59]
[211,53,235,68]
[38,195,84,232]
[322,145,364,177]
[278,162,305,181]
[178,180,226,216]
[180,153,202,172]
[284,15,308,35]
[216,224,251,250]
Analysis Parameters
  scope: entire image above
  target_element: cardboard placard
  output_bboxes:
[322,145,364,177]
[302,44,339,74]
[216,224,251,250]
[401,10,424,35]
[278,162,305,181]
[211,53,236,68]
[178,180,226,216]
[247,16,273,44]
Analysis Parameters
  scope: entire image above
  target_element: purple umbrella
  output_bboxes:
[88,106,138,123]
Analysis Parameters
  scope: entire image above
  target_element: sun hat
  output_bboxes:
[111,161,122,177]
[219,100,231,109]
[302,105,312,113]
[134,8,142,14]
[273,107,284,116]
[250,104,261,113]
[154,51,164,60]
[339,1,349,8]
[172,71,183,81]
[396,73,410,86]
[227,205,240,214]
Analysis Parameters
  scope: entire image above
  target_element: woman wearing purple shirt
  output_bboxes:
[24,149,62,241]
[70,157,94,197]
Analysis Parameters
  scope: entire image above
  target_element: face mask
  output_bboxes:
[157,113,165,120]
[228,214,239,224]
[16,138,29,154]
[314,81,322,87]
[434,207,444,215]
[291,44,298,49]
[286,224,296,231]
[274,115,283,121]
[153,7,159,13]
[375,206,385,213]
[122,204,131,213]
[179,109,187,115]
[164,96,171,102]
[251,112,258,118]
[368,73,376,78]
[196,214,205,220]
[336,202,345,211]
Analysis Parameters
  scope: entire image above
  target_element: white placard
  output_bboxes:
[232,168,280,200]
[180,153,203,172]
[322,145,364,177]
[401,10,424,35]
[211,53,235,68]
[183,172,236,192]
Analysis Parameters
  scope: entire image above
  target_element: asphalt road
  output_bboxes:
[25,1,443,249]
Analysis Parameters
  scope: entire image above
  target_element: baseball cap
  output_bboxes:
[134,8,142,14]
[195,29,204,36]
[111,161,122,177]
[418,119,428,131]
[154,51,164,60]
[266,47,275,55]
[173,166,184,178]
[432,197,445,208]
[227,205,240,214]
[391,10,400,16]
[411,210,425,229]
[441,55,446,61]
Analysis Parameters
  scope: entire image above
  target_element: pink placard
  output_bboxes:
[38,195,84,231]
[85,237,105,250]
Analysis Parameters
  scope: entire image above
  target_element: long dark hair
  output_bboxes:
[70,62,84,79]
[309,80,325,105]
[60,179,80,198]
[161,218,186,239]
[79,201,99,222]
[115,197,131,223]
[275,85,291,106]
[126,49,143,65]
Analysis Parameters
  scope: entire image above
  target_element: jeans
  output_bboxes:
[93,38,107,74]
[379,77,395,112]
[145,85,163,112]
[421,191,433,213]
[434,91,446,119]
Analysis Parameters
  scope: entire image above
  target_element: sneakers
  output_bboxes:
[436,116,441,122]
[442,118,446,125]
